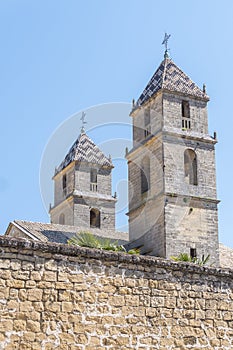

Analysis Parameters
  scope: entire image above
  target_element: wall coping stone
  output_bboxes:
[0,236,232,278]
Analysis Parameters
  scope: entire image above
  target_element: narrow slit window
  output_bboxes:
[182,100,191,129]
[182,101,190,118]
[62,174,67,195]
[90,169,97,191]
[190,248,197,259]
[141,156,150,194]
[144,108,151,138]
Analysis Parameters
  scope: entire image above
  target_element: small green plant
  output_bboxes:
[171,253,193,263]
[68,231,101,249]
[196,254,210,266]
[68,231,139,254]
[127,248,141,255]
[171,253,210,266]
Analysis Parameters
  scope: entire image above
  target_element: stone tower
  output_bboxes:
[126,53,220,266]
[50,130,116,230]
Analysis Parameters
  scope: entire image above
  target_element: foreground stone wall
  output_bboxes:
[0,237,233,350]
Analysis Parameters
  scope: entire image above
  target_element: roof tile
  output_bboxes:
[56,132,113,174]
[11,220,128,244]
[136,58,208,106]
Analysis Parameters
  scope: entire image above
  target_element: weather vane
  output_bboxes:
[162,33,171,58]
[80,111,87,132]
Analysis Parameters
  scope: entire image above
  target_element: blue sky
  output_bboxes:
[0,1,233,247]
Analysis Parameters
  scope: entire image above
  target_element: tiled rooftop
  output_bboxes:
[136,58,209,107]
[56,132,113,174]
[10,220,128,244]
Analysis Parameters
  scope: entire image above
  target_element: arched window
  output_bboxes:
[184,149,198,185]
[59,213,65,225]
[90,208,100,228]
[141,156,150,194]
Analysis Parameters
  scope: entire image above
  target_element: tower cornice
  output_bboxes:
[131,88,209,116]
[162,129,218,145]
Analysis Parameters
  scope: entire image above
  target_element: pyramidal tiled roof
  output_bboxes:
[56,132,113,174]
[136,58,209,106]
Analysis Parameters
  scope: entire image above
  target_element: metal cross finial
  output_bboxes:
[80,111,87,132]
[162,33,171,58]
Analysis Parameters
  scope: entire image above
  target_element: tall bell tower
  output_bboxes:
[126,46,220,266]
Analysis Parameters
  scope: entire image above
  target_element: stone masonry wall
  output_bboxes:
[165,201,219,267]
[163,93,208,134]
[127,136,164,242]
[51,199,74,226]
[163,137,217,200]
[74,164,112,196]
[73,199,115,230]
[0,236,233,350]
[54,166,75,207]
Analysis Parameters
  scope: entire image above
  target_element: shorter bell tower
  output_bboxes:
[50,130,116,230]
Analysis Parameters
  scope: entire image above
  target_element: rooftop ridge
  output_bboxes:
[161,57,168,90]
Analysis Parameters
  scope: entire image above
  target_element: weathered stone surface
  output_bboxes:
[0,236,232,349]
[50,136,117,232]
[127,81,220,267]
